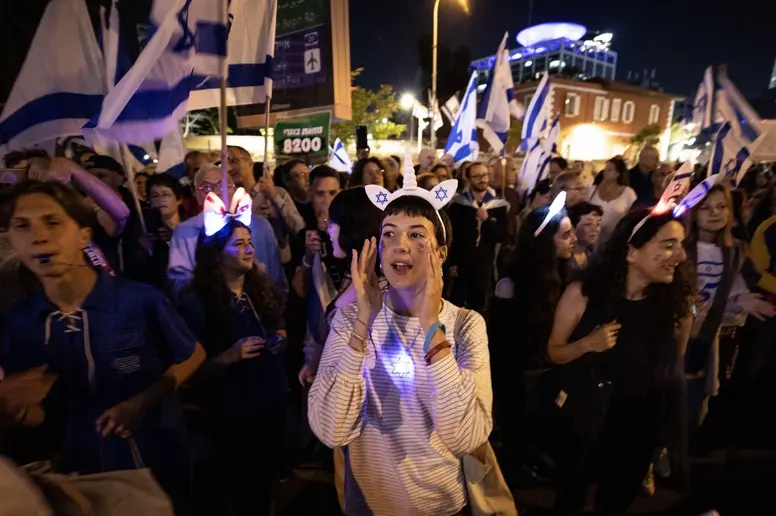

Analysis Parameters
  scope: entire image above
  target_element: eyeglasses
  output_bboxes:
[197,181,235,194]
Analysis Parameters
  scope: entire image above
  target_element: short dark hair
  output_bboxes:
[309,164,340,186]
[550,157,568,171]
[227,145,251,160]
[567,201,604,227]
[329,187,383,255]
[276,159,307,188]
[4,149,49,168]
[349,157,384,186]
[3,180,94,230]
[147,173,184,200]
[184,150,203,163]
[431,163,449,175]
[529,179,552,202]
[383,195,452,248]
[83,155,125,177]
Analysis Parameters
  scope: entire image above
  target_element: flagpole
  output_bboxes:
[430,0,440,152]
[119,145,148,234]
[263,97,272,176]
[219,0,229,198]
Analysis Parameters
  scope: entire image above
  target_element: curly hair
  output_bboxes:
[349,157,385,187]
[192,220,284,354]
[580,208,692,329]
[501,205,569,363]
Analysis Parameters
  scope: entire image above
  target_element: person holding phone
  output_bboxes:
[176,200,287,516]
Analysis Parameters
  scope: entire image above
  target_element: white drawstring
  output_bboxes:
[44,309,95,391]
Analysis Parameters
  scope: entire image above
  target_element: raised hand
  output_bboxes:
[418,240,444,329]
[351,237,382,324]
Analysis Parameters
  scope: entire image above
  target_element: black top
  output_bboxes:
[570,295,677,397]
[628,165,655,206]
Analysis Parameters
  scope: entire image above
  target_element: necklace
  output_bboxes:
[380,306,425,379]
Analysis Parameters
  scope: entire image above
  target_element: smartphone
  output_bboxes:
[356,125,368,150]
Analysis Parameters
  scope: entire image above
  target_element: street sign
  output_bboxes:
[274,112,331,158]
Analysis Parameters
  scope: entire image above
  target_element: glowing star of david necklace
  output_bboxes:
[387,313,424,380]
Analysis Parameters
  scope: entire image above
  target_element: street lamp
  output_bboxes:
[430,0,470,151]
[400,93,416,111]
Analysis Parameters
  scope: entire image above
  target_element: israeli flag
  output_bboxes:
[441,94,460,124]
[692,66,715,132]
[157,129,188,178]
[328,138,353,173]
[476,32,525,154]
[444,72,479,165]
[0,0,106,149]
[520,72,551,151]
[708,70,762,183]
[518,138,547,195]
[543,115,560,155]
[83,0,276,146]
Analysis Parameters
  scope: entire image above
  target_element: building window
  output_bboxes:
[622,101,635,123]
[525,94,533,106]
[649,104,660,124]
[565,93,580,117]
[593,97,610,121]
[611,98,622,122]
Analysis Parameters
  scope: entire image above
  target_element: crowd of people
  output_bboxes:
[0,142,775,516]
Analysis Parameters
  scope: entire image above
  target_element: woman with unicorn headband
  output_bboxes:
[546,175,697,515]
[176,187,289,515]
[308,150,499,516]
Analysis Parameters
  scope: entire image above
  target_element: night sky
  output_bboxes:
[349,0,775,99]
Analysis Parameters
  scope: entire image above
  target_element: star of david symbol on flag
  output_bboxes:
[434,187,448,202]
[375,192,389,205]
[173,0,196,52]
[454,130,463,144]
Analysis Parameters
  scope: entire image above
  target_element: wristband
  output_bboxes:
[423,322,446,352]
[302,255,313,268]
[425,341,452,364]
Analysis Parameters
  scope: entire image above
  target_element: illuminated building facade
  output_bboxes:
[514,77,680,161]
[471,22,618,85]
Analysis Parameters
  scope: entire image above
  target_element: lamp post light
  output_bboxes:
[400,93,416,146]
[430,0,469,152]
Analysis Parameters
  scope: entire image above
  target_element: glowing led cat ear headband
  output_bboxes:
[534,191,566,237]
[365,147,458,241]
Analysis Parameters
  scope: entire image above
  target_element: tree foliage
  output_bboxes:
[330,68,406,144]
[631,123,662,147]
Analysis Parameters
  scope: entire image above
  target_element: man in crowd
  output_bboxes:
[276,160,315,227]
[548,156,569,182]
[167,164,287,294]
[227,146,305,264]
[567,202,603,271]
[180,150,208,217]
[629,146,660,204]
[447,162,509,312]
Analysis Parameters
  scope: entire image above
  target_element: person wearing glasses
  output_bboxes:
[349,158,385,188]
[446,162,509,313]
[166,164,287,296]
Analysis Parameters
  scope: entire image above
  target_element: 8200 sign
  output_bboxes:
[274,112,331,159]
[283,136,322,154]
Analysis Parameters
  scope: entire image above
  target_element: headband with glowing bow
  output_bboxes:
[203,187,252,236]
[365,148,458,241]
[628,161,696,242]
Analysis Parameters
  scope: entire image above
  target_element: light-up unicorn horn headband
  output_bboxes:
[203,187,253,236]
[365,147,458,241]
[534,191,566,237]
[628,161,696,243]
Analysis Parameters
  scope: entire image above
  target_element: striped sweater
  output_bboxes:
[308,301,493,516]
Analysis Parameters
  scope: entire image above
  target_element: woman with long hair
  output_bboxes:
[176,198,287,515]
[349,157,385,187]
[308,173,494,515]
[547,208,693,515]
[489,196,576,479]
[1,181,204,510]
[588,157,637,247]
[684,185,774,435]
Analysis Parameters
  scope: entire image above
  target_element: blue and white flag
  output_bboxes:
[520,72,550,151]
[444,72,479,165]
[543,115,560,155]
[708,70,762,183]
[188,0,277,110]
[328,138,352,173]
[518,138,546,195]
[476,32,524,154]
[441,94,460,125]
[84,0,276,146]
[0,0,106,149]
[157,129,187,178]
[692,66,715,132]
